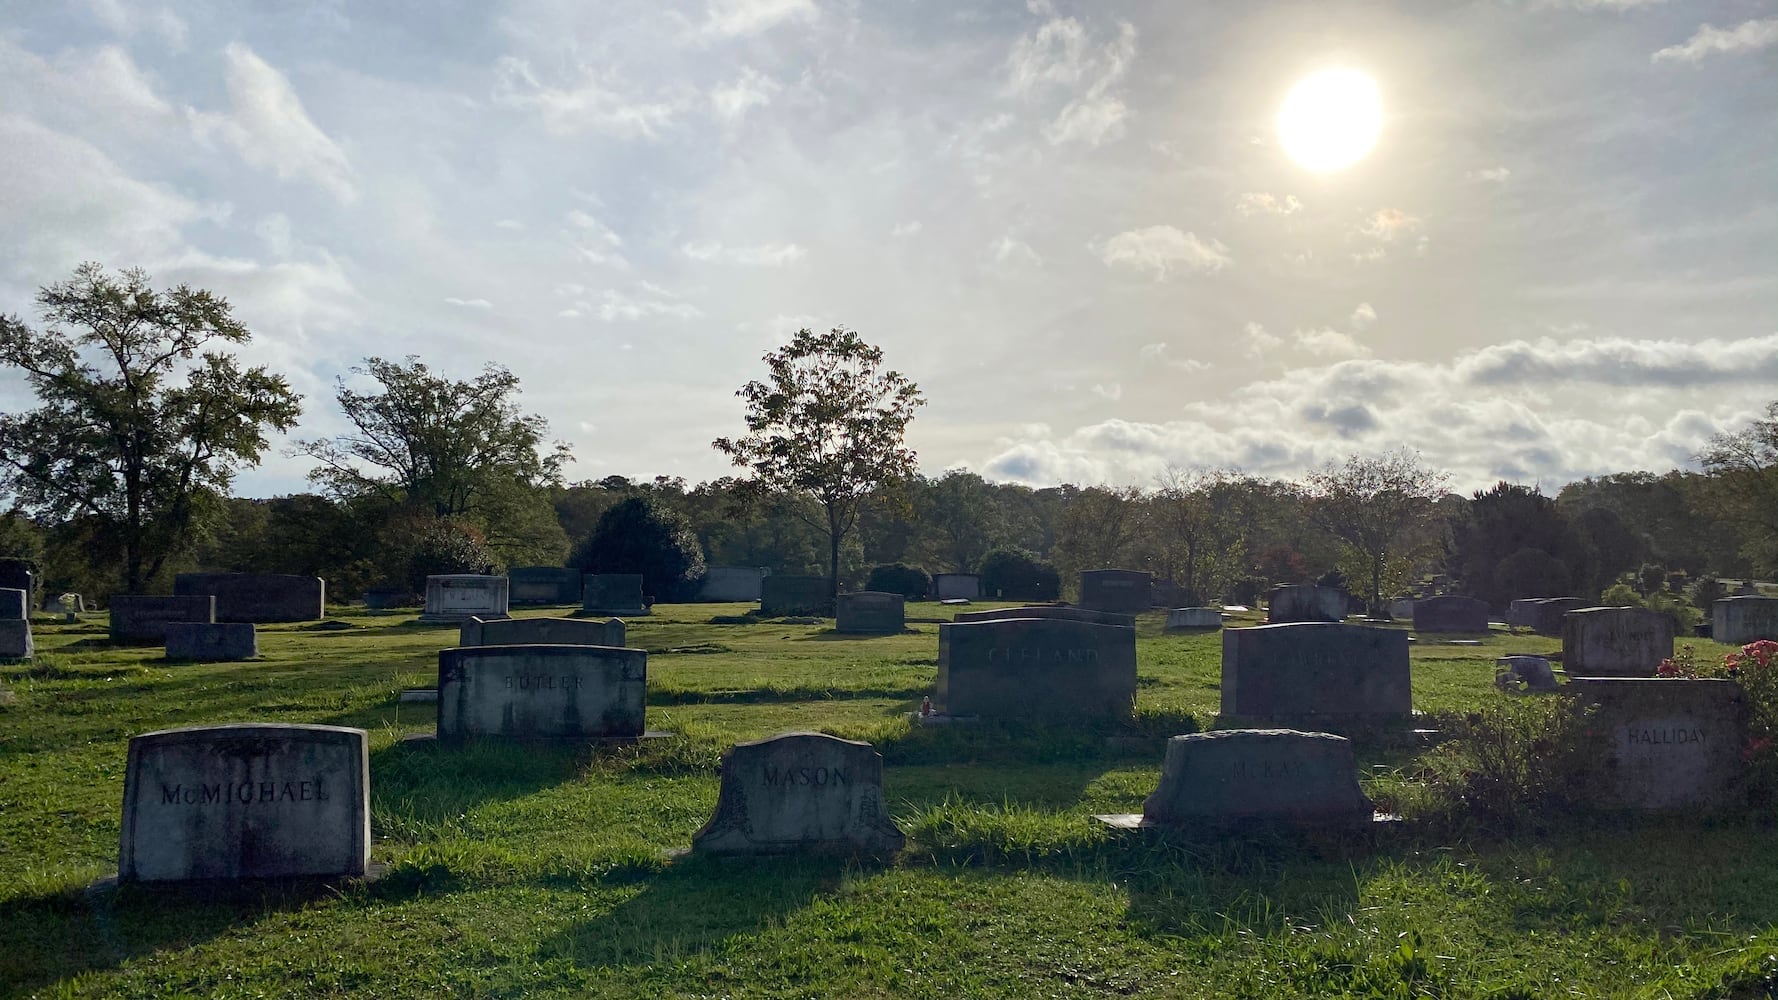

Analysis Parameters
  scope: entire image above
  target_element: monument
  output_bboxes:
[1507,597,1589,635]
[109,595,216,644]
[1165,608,1222,630]
[691,732,904,856]
[419,575,510,624]
[507,567,583,605]
[932,573,981,601]
[581,574,648,616]
[1412,595,1490,634]
[1119,730,1375,828]
[1565,678,1748,810]
[1221,623,1412,721]
[164,622,259,662]
[697,566,767,602]
[1077,569,1151,615]
[759,575,832,616]
[953,605,1135,627]
[1266,585,1348,624]
[1713,596,1778,645]
[0,617,31,660]
[1562,607,1675,678]
[459,615,625,648]
[172,573,324,623]
[835,592,905,634]
[937,617,1137,721]
[437,644,648,741]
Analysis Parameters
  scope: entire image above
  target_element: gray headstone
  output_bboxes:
[173,573,325,623]
[835,591,905,634]
[1412,595,1490,634]
[759,575,832,616]
[937,617,1137,721]
[437,644,647,741]
[0,587,25,620]
[581,573,647,615]
[1565,678,1748,810]
[0,619,32,660]
[119,723,370,881]
[108,595,216,644]
[1140,730,1374,825]
[1078,569,1152,614]
[1507,597,1589,635]
[419,575,510,623]
[692,732,904,856]
[698,566,767,602]
[1266,585,1349,624]
[1562,607,1675,677]
[0,561,34,612]
[1165,607,1222,630]
[932,573,981,601]
[1221,623,1412,720]
[56,592,85,614]
[1495,655,1558,693]
[1387,599,1416,620]
[506,566,583,605]
[362,587,409,610]
[952,605,1135,627]
[164,622,258,662]
[458,615,625,648]
[1713,596,1778,646]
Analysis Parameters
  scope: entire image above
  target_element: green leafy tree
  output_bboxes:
[1448,482,1584,605]
[914,470,1002,573]
[568,495,705,602]
[713,327,924,605]
[1052,485,1146,586]
[1304,450,1450,612]
[0,263,302,593]
[1695,400,1778,575]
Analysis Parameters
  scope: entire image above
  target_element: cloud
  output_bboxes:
[1652,18,1778,63]
[1241,321,1283,360]
[1292,327,1372,360]
[1350,302,1377,329]
[711,68,780,125]
[494,219,525,230]
[1357,208,1421,242]
[187,44,356,202]
[1094,226,1230,279]
[81,0,187,49]
[988,235,1043,269]
[596,287,703,322]
[567,209,623,247]
[1236,192,1303,216]
[681,240,807,266]
[1140,342,1212,372]
[1091,382,1122,400]
[891,221,922,237]
[1466,166,1511,183]
[1007,15,1137,148]
[700,0,817,38]
[493,56,676,138]
[444,297,493,309]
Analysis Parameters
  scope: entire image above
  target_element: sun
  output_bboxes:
[1277,68,1382,172]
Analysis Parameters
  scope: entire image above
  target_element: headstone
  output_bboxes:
[1565,678,1748,810]
[1562,607,1675,677]
[835,592,905,634]
[164,622,258,662]
[937,618,1137,721]
[0,559,34,613]
[56,592,85,614]
[1266,585,1349,623]
[0,619,31,660]
[1713,596,1778,645]
[437,644,647,741]
[1388,599,1415,620]
[1078,569,1152,614]
[1507,597,1589,635]
[952,605,1135,627]
[698,566,767,602]
[1221,623,1412,720]
[932,573,981,601]
[581,573,647,616]
[362,587,409,610]
[1735,581,1761,597]
[458,615,625,648]
[1137,730,1374,826]
[691,732,904,856]
[118,723,371,881]
[507,567,583,605]
[108,595,216,644]
[1495,655,1558,693]
[0,587,25,620]
[419,575,510,623]
[1165,607,1222,630]
[173,573,324,623]
[1412,595,1490,634]
[759,575,832,616]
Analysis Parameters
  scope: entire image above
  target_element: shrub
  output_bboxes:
[1689,576,1726,613]
[1602,580,1702,634]
[568,496,706,603]
[977,547,1060,601]
[395,516,499,594]
[1421,698,1596,831]
[1493,547,1571,602]
[865,563,930,599]
[1315,568,1348,590]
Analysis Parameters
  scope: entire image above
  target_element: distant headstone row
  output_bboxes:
[1505,597,1589,635]
[1714,596,1778,645]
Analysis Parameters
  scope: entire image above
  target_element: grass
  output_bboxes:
[2,602,1774,998]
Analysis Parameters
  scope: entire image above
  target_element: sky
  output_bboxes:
[1,0,1775,498]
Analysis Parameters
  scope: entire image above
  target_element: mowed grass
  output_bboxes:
[1,603,1774,999]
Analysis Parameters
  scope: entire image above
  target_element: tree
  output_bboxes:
[1150,466,1237,598]
[568,495,705,602]
[1447,482,1584,606]
[1303,450,1450,612]
[1695,400,1778,575]
[713,327,924,605]
[1052,485,1146,584]
[914,470,1001,573]
[0,264,302,593]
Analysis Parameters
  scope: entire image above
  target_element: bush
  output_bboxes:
[1494,547,1571,602]
[1421,699,1596,831]
[392,516,499,594]
[568,496,706,603]
[977,547,1060,601]
[1690,576,1726,613]
[1315,568,1348,590]
[1602,581,1702,634]
[865,563,930,599]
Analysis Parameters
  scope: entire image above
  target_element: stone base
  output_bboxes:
[400,730,675,745]
[417,612,511,624]
[577,608,649,617]
[90,861,389,893]
[398,688,438,703]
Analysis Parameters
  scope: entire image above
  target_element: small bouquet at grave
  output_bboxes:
[1655,644,1703,678]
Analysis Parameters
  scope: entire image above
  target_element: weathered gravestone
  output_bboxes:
[698,566,767,602]
[0,619,31,660]
[581,574,648,616]
[459,614,625,648]
[952,605,1136,627]
[759,575,833,616]
[119,723,370,881]
[437,644,647,741]
[56,592,85,614]
[1562,607,1675,677]
[937,617,1137,720]
[1266,585,1349,624]
[1508,597,1589,635]
[507,567,583,605]
[1221,623,1412,720]
[0,587,25,620]
[165,622,258,662]
[1388,599,1416,620]
[1131,730,1375,827]
[1495,655,1558,694]
[1565,678,1748,810]
[835,592,905,634]
[692,732,904,856]
[1165,608,1222,630]
[109,595,216,644]
[1413,595,1490,634]
[0,559,34,613]
[1713,596,1778,645]
[932,573,981,601]
[1078,569,1152,615]
[173,573,324,623]
[419,575,510,623]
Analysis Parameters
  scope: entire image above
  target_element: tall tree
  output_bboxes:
[1695,400,1778,575]
[1448,482,1585,605]
[0,263,302,592]
[1303,450,1450,611]
[713,327,924,604]
[1053,485,1147,584]
[915,470,1002,573]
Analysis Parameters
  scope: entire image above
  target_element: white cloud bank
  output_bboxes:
[1094,226,1230,280]
[187,44,357,202]
[1653,18,1778,62]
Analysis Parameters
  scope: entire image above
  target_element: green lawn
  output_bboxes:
[2,604,1773,999]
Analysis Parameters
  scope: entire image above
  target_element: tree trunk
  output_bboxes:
[827,506,841,612]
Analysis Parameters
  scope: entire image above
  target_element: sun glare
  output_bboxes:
[1277,68,1382,172]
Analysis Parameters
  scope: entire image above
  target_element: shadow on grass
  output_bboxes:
[648,683,928,706]
[367,737,591,831]
[795,630,919,642]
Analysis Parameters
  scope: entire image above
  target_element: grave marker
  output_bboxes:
[1221,623,1411,720]
[1266,585,1349,623]
[581,574,648,616]
[1713,596,1778,645]
[937,617,1137,721]
[437,644,647,741]
[507,567,583,605]
[419,575,510,623]
[164,622,258,662]
[458,615,625,648]
[173,573,324,623]
[1134,730,1375,826]
[835,591,905,634]
[759,575,833,616]
[0,619,31,660]
[1565,678,1748,810]
[692,732,904,856]
[932,573,981,601]
[1165,607,1222,630]
[1412,595,1490,634]
[952,605,1135,627]
[1562,607,1674,677]
[108,595,216,644]
[1078,569,1151,614]
[697,566,767,602]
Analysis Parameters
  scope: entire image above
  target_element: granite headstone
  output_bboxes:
[1565,678,1748,810]
[932,573,981,601]
[1562,607,1675,677]
[937,617,1138,721]
[759,575,832,616]
[1165,607,1222,630]
[835,592,905,634]
[691,732,904,856]
[108,595,216,644]
[1078,569,1152,614]
[419,575,510,623]
[458,614,625,648]
[581,574,648,616]
[1713,596,1778,646]
[507,567,583,605]
[173,573,324,623]
[1266,585,1349,624]
[437,644,647,741]
[1221,623,1412,720]
[164,622,258,662]
[1412,595,1490,634]
[1138,730,1374,826]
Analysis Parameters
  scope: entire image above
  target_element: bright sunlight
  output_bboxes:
[1277,67,1383,172]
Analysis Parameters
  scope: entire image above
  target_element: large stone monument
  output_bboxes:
[697,566,768,602]
[1266,585,1349,624]
[1078,569,1152,614]
[1221,623,1412,720]
[581,574,648,616]
[118,723,371,881]
[952,605,1135,627]
[507,567,582,605]
[1713,596,1778,645]
[1132,730,1375,827]
[1565,678,1748,810]
[1165,608,1222,630]
[437,644,647,741]
[459,614,626,647]
[1412,595,1490,634]
[109,595,216,644]
[937,617,1138,721]
[1562,607,1675,677]
[1506,597,1589,635]
[172,573,324,623]
[835,592,905,634]
[692,732,904,856]
[932,573,981,601]
[164,622,258,662]
[759,575,833,616]
[419,575,510,624]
